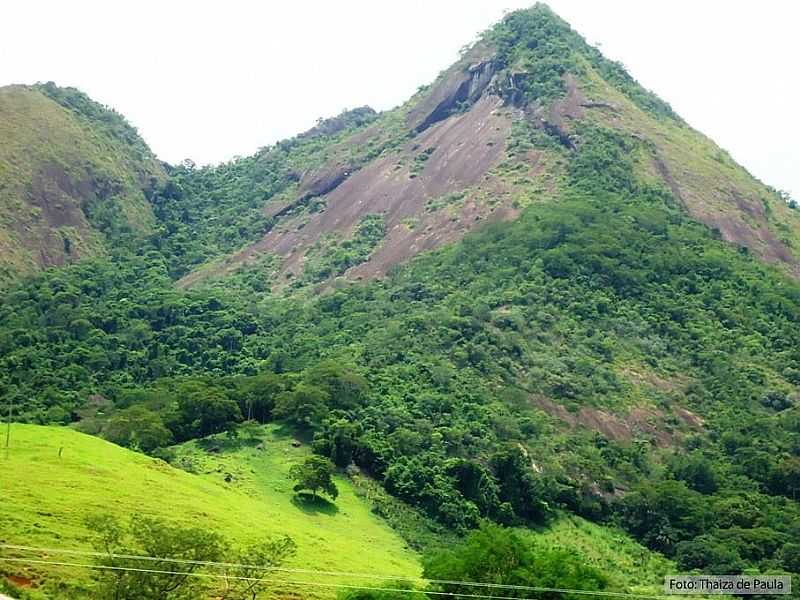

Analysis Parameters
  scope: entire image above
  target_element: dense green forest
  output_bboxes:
[3,119,799,577]
[1,4,799,594]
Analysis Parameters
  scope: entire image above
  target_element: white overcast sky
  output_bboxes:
[2,1,797,197]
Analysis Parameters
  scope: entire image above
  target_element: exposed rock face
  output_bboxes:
[234,93,515,283]
[639,123,800,277]
[297,162,356,201]
[687,191,798,274]
[407,44,498,133]
[27,162,110,266]
[262,162,357,221]
[186,56,800,289]
[533,396,704,449]
[467,61,497,98]
[178,14,799,290]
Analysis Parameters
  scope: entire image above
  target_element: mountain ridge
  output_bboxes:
[1,5,797,287]
[167,3,800,290]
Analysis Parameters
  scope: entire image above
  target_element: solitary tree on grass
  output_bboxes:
[289,455,338,501]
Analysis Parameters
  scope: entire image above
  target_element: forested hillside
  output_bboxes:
[1,3,799,598]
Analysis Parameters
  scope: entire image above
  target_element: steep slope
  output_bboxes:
[151,106,381,282]
[177,4,799,289]
[0,424,420,598]
[0,84,164,283]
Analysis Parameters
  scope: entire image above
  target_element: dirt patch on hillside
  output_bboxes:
[674,406,705,429]
[619,365,690,394]
[547,74,586,128]
[652,155,686,208]
[20,161,96,267]
[684,191,798,276]
[640,128,799,277]
[649,166,800,277]
[7,574,33,588]
[30,163,92,228]
[533,397,702,448]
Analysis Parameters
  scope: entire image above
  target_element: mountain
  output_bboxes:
[4,7,797,288]
[2,4,800,598]
[0,83,164,283]
[173,5,799,288]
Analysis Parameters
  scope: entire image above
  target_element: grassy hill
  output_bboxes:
[1,424,681,599]
[0,424,421,598]
[526,516,674,596]
[0,84,163,284]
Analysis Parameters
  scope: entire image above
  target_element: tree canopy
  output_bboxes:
[289,456,339,501]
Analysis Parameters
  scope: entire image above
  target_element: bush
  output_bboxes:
[675,536,746,574]
[615,480,712,555]
[669,453,719,494]
[102,406,172,452]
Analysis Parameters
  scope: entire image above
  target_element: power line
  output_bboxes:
[0,546,672,600]
[0,556,669,600]
[4,543,408,582]
[3,394,10,459]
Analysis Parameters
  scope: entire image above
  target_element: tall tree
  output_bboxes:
[289,456,338,500]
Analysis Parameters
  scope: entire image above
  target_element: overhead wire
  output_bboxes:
[0,557,620,600]
[0,545,673,600]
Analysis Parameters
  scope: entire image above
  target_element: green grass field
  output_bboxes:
[1,423,678,599]
[0,424,421,598]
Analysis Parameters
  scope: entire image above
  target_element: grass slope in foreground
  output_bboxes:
[0,424,420,598]
[525,515,675,597]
